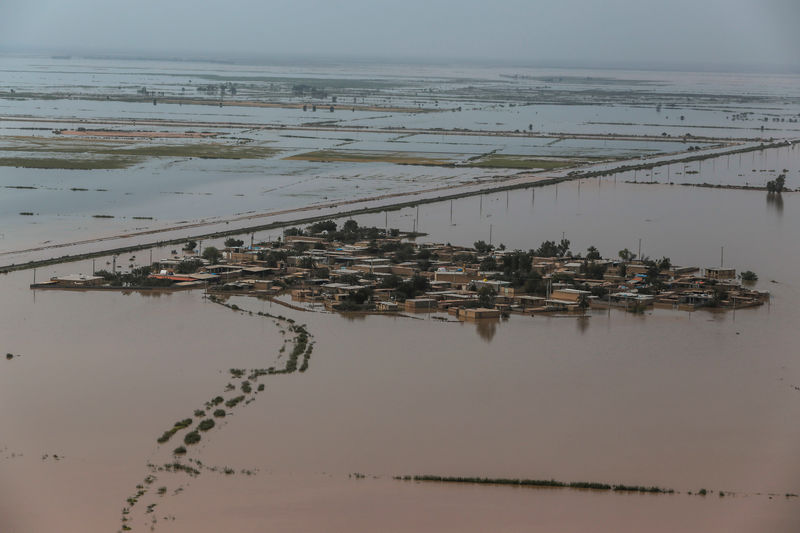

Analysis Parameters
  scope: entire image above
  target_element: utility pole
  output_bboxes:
[638,238,642,259]
[489,224,493,246]
[720,246,724,267]
[92,259,96,275]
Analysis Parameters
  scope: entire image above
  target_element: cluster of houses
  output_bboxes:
[34,233,768,319]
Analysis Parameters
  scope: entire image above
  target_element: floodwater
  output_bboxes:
[4,55,800,135]
[2,56,800,531]
[4,54,800,263]
[2,157,800,531]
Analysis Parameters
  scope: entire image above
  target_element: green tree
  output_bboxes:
[183,240,197,251]
[175,259,203,274]
[618,248,636,262]
[392,243,416,263]
[395,275,430,301]
[474,240,493,254]
[535,240,560,257]
[416,248,432,261]
[523,274,543,294]
[477,286,496,308]
[766,174,786,193]
[480,256,497,271]
[224,238,244,248]
[283,227,304,236]
[581,260,607,280]
[740,270,758,282]
[309,220,337,233]
[344,287,373,306]
[202,246,222,263]
[257,249,287,266]
[557,238,571,257]
[551,272,574,284]
[379,274,402,289]
[586,246,601,260]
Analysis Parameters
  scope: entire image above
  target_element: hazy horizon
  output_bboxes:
[2,0,800,74]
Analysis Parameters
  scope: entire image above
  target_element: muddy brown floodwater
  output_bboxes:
[1,147,800,532]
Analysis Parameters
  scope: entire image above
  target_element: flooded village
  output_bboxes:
[35,219,768,320]
[3,6,800,531]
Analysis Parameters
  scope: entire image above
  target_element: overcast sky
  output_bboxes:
[1,0,799,71]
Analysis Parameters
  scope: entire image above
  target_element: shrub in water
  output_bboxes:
[184,431,201,445]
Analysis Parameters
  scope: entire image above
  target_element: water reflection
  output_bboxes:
[133,290,167,298]
[576,315,590,334]
[341,313,368,322]
[766,192,784,216]
[472,318,498,342]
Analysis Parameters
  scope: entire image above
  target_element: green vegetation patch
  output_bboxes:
[183,431,201,445]
[285,149,451,166]
[163,462,200,476]
[119,143,279,159]
[467,154,577,170]
[398,475,675,494]
[0,156,138,170]
[0,136,279,170]
[157,418,194,444]
[224,395,245,408]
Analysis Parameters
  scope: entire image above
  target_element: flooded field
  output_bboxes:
[3,164,800,531]
[1,55,800,532]
[5,54,800,264]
